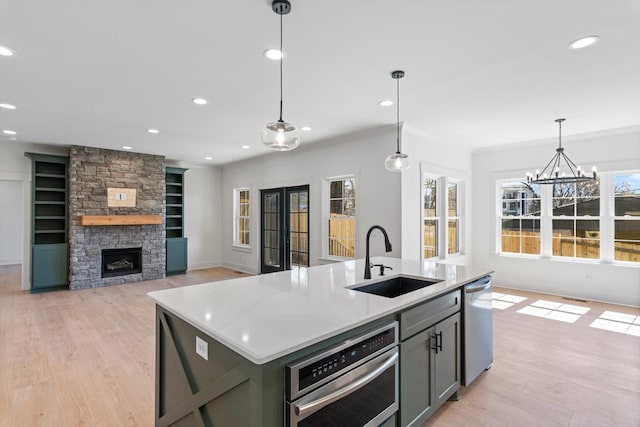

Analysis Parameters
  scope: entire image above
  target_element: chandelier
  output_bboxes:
[526,118,596,185]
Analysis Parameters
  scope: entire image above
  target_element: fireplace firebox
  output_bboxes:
[101,247,142,278]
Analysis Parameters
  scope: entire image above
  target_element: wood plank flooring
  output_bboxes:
[1,264,638,426]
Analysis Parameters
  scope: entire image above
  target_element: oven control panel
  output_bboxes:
[287,322,398,399]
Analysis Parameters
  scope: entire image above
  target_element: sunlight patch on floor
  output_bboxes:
[492,292,527,310]
[589,311,640,336]
[516,299,589,323]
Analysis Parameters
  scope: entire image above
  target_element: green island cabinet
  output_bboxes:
[399,289,461,427]
[25,153,70,292]
[154,288,462,426]
[165,167,188,275]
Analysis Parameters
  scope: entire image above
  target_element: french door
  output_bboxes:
[260,185,309,273]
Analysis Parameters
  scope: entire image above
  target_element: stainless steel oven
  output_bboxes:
[285,322,398,427]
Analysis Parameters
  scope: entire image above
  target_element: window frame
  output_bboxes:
[422,165,465,261]
[496,180,542,256]
[233,187,251,248]
[612,171,640,264]
[323,175,357,260]
[495,169,640,265]
[423,176,439,259]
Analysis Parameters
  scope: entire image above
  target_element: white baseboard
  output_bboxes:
[0,259,22,266]
[187,260,222,271]
[222,261,258,275]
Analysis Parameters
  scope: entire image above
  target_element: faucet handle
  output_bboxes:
[372,264,393,276]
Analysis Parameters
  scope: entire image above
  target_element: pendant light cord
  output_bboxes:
[396,76,401,154]
[279,10,284,122]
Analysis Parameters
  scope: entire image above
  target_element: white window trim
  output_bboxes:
[322,174,357,261]
[495,169,640,266]
[423,175,440,260]
[421,163,466,261]
[233,187,251,249]
[495,178,542,256]
[447,178,463,256]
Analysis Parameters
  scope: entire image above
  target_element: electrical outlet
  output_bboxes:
[196,336,208,361]
[586,272,592,280]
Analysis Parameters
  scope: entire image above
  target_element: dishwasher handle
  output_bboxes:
[465,277,492,294]
[293,350,398,418]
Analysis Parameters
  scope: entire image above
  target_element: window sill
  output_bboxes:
[496,252,639,267]
[232,245,252,253]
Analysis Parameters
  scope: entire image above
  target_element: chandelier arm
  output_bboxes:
[560,151,580,177]
[537,152,560,178]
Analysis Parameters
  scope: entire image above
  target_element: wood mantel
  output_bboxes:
[80,215,163,226]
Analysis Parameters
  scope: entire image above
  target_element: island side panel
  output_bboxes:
[155,306,273,427]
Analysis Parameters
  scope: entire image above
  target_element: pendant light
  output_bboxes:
[261,0,300,151]
[526,118,597,185]
[385,70,411,172]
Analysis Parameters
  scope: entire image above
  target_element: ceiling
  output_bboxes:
[1,0,639,166]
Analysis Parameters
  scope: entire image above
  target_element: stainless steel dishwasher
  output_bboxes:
[462,276,494,386]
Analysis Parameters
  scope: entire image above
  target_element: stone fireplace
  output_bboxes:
[68,146,166,289]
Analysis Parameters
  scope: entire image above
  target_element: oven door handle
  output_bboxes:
[293,350,398,418]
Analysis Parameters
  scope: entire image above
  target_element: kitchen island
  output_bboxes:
[148,257,493,426]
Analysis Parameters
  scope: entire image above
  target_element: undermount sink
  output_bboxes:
[350,276,442,298]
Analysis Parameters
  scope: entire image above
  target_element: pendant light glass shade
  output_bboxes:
[385,152,412,171]
[261,120,300,151]
[385,70,411,172]
[262,0,300,151]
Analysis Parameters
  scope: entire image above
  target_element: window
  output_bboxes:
[423,178,438,258]
[552,180,600,259]
[614,173,640,262]
[234,188,250,247]
[499,181,541,255]
[327,177,356,259]
[448,180,460,254]
[423,174,464,259]
[496,170,640,264]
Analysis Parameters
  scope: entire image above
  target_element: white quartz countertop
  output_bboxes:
[148,257,492,365]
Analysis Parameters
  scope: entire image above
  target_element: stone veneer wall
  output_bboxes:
[68,146,166,289]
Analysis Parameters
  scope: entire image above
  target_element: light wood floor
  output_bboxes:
[1,265,638,427]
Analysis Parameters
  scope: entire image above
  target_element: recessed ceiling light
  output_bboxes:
[301,126,311,131]
[122,145,132,150]
[241,145,251,150]
[192,98,208,105]
[147,129,159,134]
[264,48,284,60]
[0,46,15,56]
[0,103,16,110]
[204,156,212,160]
[379,100,393,107]
[2,130,17,135]
[568,35,600,50]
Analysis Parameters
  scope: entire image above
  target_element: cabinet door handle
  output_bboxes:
[430,332,443,353]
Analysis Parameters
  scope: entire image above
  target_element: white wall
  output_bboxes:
[472,128,640,306]
[0,142,68,288]
[401,125,474,265]
[221,126,402,274]
[181,166,223,269]
[0,180,23,265]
